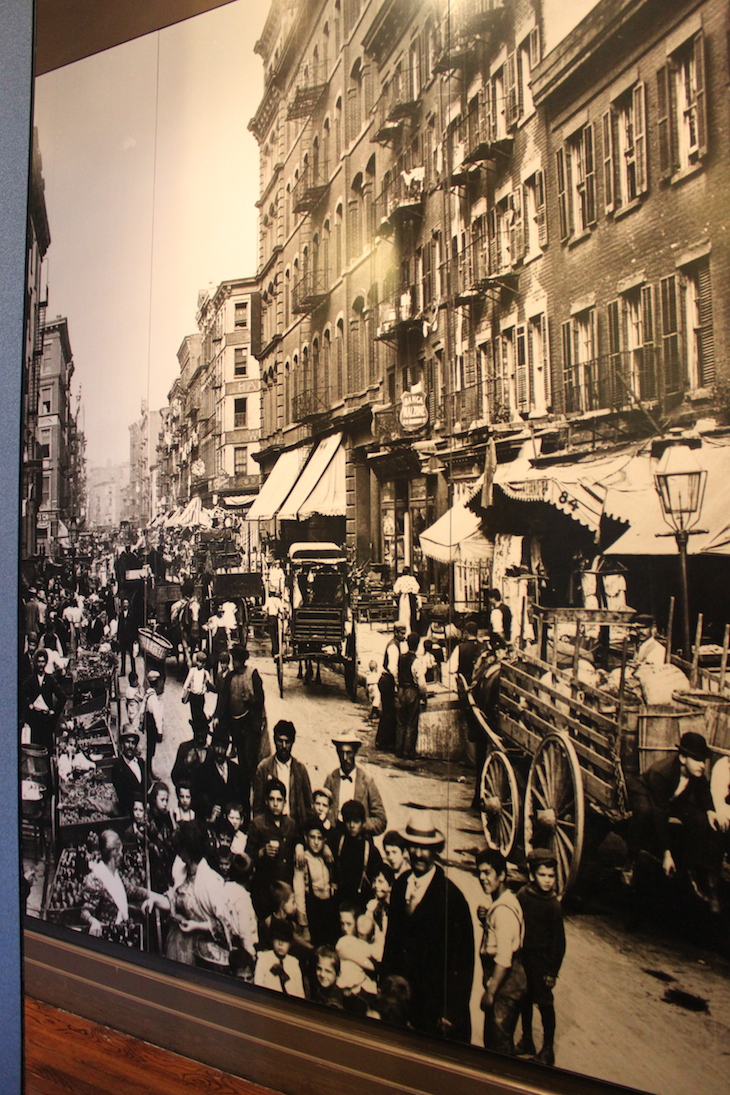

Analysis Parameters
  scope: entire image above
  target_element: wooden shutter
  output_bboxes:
[562,319,573,413]
[697,259,714,385]
[422,241,433,307]
[607,299,621,408]
[694,33,707,158]
[602,110,614,211]
[485,79,495,143]
[541,313,551,407]
[535,169,547,247]
[661,275,682,394]
[556,147,569,240]
[509,187,524,265]
[516,326,528,408]
[488,207,499,273]
[584,124,596,225]
[505,52,518,128]
[633,83,647,193]
[657,63,679,178]
[641,284,656,399]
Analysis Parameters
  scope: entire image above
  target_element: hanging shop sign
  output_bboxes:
[399,389,429,431]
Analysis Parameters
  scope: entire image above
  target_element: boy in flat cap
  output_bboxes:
[516,849,565,1065]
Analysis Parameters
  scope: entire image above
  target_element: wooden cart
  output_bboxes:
[275,543,357,701]
[459,606,723,896]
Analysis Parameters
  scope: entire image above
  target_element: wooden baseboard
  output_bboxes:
[24,925,628,1095]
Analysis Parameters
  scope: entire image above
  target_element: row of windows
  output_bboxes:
[557,31,707,241]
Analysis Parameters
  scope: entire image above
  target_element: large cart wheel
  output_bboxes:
[480,750,519,857]
[524,732,585,898]
[344,628,358,701]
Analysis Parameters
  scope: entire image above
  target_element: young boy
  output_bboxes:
[365,862,394,960]
[516,849,566,1066]
[253,917,305,998]
[382,830,410,878]
[365,659,381,721]
[172,780,195,825]
[293,817,338,946]
[476,846,526,1057]
[181,650,215,733]
[226,801,248,856]
[312,788,336,853]
[311,945,344,1009]
[335,799,383,907]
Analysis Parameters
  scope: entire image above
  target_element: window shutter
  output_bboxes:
[556,148,568,240]
[602,110,614,211]
[510,187,524,264]
[693,33,707,158]
[656,65,673,178]
[584,124,596,225]
[529,27,541,68]
[505,52,518,128]
[697,259,714,385]
[423,241,432,307]
[641,283,656,399]
[607,299,621,408]
[516,327,528,408]
[660,275,682,394]
[541,313,551,406]
[633,83,647,193]
[562,319,573,414]
[488,207,499,273]
[534,169,547,247]
[485,80,495,143]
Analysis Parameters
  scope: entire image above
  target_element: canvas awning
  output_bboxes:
[278,433,346,521]
[419,503,492,564]
[247,446,312,521]
[603,439,730,556]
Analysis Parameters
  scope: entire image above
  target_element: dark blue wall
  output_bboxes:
[0,0,33,1089]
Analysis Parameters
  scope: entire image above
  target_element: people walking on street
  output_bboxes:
[395,632,427,761]
[324,734,387,836]
[393,566,421,633]
[215,644,266,784]
[375,623,406,753]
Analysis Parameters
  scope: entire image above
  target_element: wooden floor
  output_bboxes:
[24,998,282,1095]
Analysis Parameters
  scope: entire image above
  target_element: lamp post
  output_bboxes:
[653,438,707,660]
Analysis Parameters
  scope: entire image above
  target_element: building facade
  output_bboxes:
[127,401,161,531]
[249,0,729,615]
[36,316,86,559]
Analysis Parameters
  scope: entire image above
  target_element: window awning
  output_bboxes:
[278,433,345,521]
[604,440,730,556]
[247,446,312,521]
[419,503,492,564]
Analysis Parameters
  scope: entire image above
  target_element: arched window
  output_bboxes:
[312,336,320,401]
[349,295,365,392]
[285,182,291,238]
[367,283,379,384]
[284,360,291,426]
[365,153,377,240]
[334,0,341,53]
[322,21,330,73]
[335,202,343,272]
[323,327,332,402]
[334,96,342,160]
[347,59,363,144]
[348,173,364,262]
[322,117,331,178]
[284,267,291,327]
[322,218,331,285]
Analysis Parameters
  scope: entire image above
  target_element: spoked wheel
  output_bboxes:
[480,750,519,857]
[524,733,585,898]
[344,628,358,701]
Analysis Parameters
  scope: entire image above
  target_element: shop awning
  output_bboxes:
[247,446,312,521]
[604,439,730,556]
[164,496,214,529]
[419,503,492,564]
[494,440,636,534]
[278,433,345,521]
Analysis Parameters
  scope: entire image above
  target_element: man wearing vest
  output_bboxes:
[215,644,265,783]
[375,622,407,753]
[396,632,427,761]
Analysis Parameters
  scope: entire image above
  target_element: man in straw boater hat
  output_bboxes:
[381,811,474,1042]
[324,733,387,836]
[625,730,723,912]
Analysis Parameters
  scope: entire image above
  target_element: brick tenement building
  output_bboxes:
[247,0,730,618]
[532,0,727,428]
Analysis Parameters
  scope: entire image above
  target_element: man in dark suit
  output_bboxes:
[381,812,474,1043]
[627,731,723,907]
[111,730,147,819]
[20,649,66,753]
[324,733,387,836]
[194,728,249,827]
[116,597,137,677]
[253,719,312,828]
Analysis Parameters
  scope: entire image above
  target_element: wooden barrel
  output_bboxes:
[21,744,50,784]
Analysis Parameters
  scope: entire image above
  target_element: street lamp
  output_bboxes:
[653,437,707,660]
